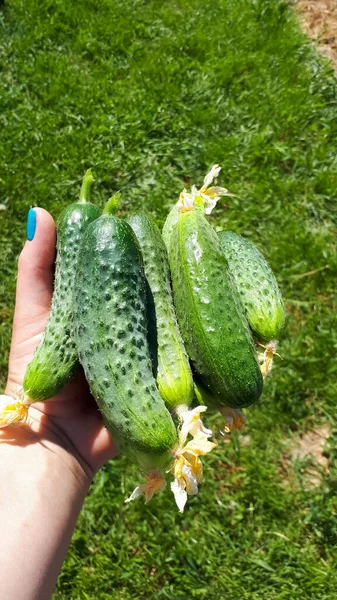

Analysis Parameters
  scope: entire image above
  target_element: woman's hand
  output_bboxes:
[0,207,119,600]
[5,207,118,479]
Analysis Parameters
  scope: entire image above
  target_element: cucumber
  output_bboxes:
[218,231,285,342]
[23,170,100,401]
[74,212,178,473]
[168,205,263,409]
[126,214,194,411]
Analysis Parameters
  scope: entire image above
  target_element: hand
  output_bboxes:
[4,208,118,480]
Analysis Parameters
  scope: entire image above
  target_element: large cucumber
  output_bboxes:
[218,231,285,342]
[23,170,100,401]
[74,212,178,473]
[168,205,263,409]
[126,214,193,411]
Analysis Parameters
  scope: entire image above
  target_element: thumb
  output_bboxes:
[8,208,56,387]
[15,208,56,327]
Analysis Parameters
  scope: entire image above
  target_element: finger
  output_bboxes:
[9,208,56,359]
[7,209,57,393]
[14,208,56,332]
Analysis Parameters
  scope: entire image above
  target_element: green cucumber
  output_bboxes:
[168,205,263,409]
[218,231,285,342]
[23,170,100,401]
[126,214,194,411]
[74,212,178,473]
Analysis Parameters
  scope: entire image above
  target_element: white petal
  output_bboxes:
[179,405,210,443]
[171,478,188,513]
[176,189,195,212]
[190,405,208,418]
[204,186,229,199]
[182,464,199,496]
[183,434,217,456]
[125,483,147,503]
[190,185,199,200]
[200,193,218,215]
[178,404,206,421]
[194,423,213,438]
[202,164,221,189]
[0,394,15,408]
[187,419,213,439]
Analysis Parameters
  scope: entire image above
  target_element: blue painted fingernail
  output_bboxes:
[26,208,37,241]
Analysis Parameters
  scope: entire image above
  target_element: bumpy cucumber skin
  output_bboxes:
[126,214,194,411]
[162,205,179,256]
[169,208,263,409]
[23,202,101,401]
[218,231,285,342]
[74,216,178,471]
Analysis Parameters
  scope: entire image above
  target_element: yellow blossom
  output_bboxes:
[176,404,212,444]
[125,406,217,511]
[0,393,30,428]
[170,455,199,512]
[182,432,217,457]
[125,470,166,505]
[219,406,246,432]
[186,453,204,483]
[258,340,280,379]
[176,165,234,215]
[170,407,217,512]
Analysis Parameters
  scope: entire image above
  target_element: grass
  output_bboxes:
[1,0,337,597]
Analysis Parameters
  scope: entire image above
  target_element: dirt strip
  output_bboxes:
[285,1,335,485]
[294,0,337,70]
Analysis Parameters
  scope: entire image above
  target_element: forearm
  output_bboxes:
[0,411,91,600]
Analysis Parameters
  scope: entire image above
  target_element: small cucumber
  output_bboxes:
[126,214,194,411]
[218,231,285,342]
[23,170,101,401]
[168,205,263,409]
[74,212,178,473]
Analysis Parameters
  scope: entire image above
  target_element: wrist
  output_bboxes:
[0,407,91,600]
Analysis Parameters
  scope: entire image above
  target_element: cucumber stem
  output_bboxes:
[103,192,121,215]
[79,169,94,203]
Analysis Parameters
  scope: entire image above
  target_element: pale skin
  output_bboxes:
[1,208,118,600]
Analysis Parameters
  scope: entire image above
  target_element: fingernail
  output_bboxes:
[26,208,37,241]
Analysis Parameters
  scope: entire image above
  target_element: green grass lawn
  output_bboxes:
[1,0,337,597]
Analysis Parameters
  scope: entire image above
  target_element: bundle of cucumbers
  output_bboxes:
[0,166,285,511]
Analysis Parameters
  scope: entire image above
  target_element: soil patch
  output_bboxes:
[282,424,330,489]
[294,0,337,70]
